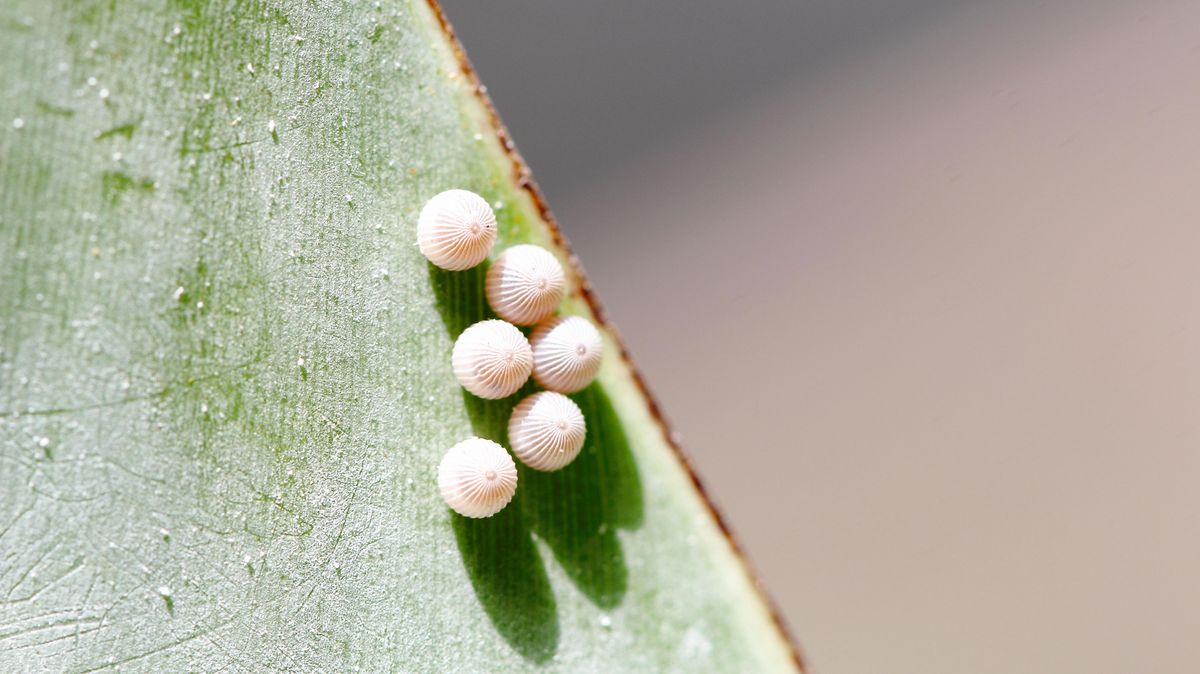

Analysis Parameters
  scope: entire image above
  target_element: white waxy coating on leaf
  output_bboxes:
[437,437,518,518]
[530,315,604,394]
[417,189,497,270]
[452,319,533,399]
[485,244,566,325]
[508,391,587,471]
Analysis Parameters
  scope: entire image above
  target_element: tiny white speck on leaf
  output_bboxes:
[680,625,714,659]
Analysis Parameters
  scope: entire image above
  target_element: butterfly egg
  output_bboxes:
[437,437,518,518]
[508,391,587,471]
[417,189,497,270]
[452,319,533,399]
[485,244,566,325]
[530,316,604,394]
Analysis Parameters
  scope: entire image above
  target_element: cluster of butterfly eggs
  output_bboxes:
[419,189,605,518]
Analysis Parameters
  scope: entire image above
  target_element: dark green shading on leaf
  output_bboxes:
[101,170,155,205]
[452,508,559,663]
[520,383,642,608]
[433,255,644,624]
[432,258,564,659]
[428,261,494,337]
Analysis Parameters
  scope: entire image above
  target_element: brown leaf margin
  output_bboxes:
[422,1,807,669]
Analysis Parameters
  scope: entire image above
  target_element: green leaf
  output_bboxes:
[0,1,800,671]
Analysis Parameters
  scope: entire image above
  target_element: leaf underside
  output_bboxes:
[0,1,798,671]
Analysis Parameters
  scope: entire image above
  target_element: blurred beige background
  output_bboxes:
[442,1,1200,672]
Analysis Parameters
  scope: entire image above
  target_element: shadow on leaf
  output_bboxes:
[430,260,645,649]
[428,260,493,337]
[451,506,559,663]
[459,380,644,610]
[432,263,559,661]
[516,383,643,607]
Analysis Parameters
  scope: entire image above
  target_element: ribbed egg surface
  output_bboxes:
[417,189,497,271]
[508,391,587,471]
[485,244,566,325]
[529,316,604,394]
[437,437,518,518]
[452,319,533,399]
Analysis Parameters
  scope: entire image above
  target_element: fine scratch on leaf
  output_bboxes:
[0,355,263,419]
[0,614,103,648]
[3,624,103,653]
[4,540,64,601]
[75,621,234,674]
[2,557,84,605]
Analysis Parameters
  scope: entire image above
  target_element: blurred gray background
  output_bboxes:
[439,1,1200,672]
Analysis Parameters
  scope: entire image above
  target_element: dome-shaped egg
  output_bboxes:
[437,437,518,518]
[529,316,604,393]
[452,319,533,399]
[417,189,497,270]
[508,391,587,471]
[485,244,566,325]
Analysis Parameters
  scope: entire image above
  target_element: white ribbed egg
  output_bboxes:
[485,244,566,325]
[508,391,587,471]
[452,319,533,399]
[417,189,497,270]
[437,437,518,518]
[529,316,604,393]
